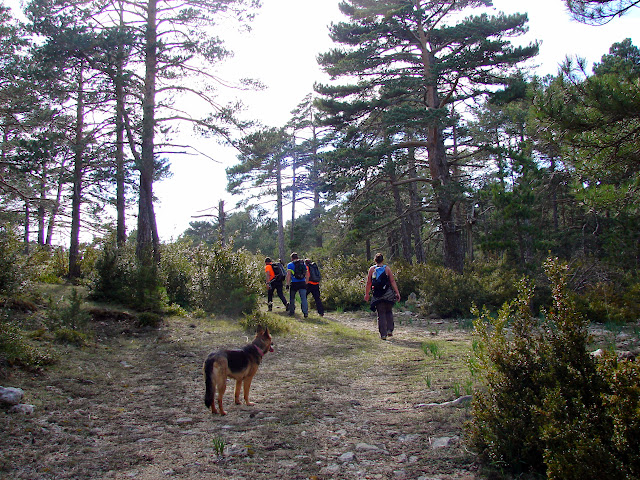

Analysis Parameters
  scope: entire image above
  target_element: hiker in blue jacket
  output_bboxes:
[365,253,401,340]
[286,252,310,317]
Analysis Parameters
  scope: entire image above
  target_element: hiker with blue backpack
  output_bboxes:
[365,253,401,340]
[305,258,324,317]
[286,252,310,318]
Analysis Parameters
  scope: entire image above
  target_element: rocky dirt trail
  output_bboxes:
[1,309,477,480]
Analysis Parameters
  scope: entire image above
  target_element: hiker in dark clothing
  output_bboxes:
[265,257,288,311]
[305,258,324,317]
[286,252,310,317]
[365,253,400,340]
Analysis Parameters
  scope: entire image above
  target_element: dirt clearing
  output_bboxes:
[1,310,478,479]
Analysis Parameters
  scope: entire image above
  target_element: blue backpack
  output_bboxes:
[371,265,389,296]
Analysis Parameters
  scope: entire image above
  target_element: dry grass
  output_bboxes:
[1,302,479,479]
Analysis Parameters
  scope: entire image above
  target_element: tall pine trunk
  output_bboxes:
[115,8,127,247]
[276,156,285,261]
[419,35,464,273]
[37,160,47,245]
[46,157,66,246]
[69,62,85,279]
[23,201,29,254]
[290,150,296,244]
[407,146,425,263]
[137,0,160,265]
[389,164,412,263]
[311,116,323,248]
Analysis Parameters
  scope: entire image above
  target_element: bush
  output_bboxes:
[573,280,640,324]
[137,312,163,328]
[0,322,55,370]
[46,288,91,333]
[0,226,29,295]
[319,255,368,311]
[322,276,366,311]
[160,241,195,308]
[90,236,167,312]
[53,328,89,346]
[468,257,640,478]
[191,242,261,316]
[29,246,68,283]
[239,310,295,336]
[415,264,483,318]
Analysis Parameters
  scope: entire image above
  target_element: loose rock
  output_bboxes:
[0,386,24,406]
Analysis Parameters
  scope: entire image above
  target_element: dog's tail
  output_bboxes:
[203,354,215,409]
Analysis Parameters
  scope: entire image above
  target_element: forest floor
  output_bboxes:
[2,297,639,480]
[1,301,481,480]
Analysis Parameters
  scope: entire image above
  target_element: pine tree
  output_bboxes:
[227,127,291,261]
[316,0,538,272]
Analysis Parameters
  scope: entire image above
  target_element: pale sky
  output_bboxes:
[146,0,640,241]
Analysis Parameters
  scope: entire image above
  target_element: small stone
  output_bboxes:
[9,404,34,415]
[320,464,340,475]
[338,451,355,463]
[355,442,380,452]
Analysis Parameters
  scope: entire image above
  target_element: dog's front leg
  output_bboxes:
[234,379,243,405]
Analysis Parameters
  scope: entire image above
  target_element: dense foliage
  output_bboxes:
[469,258,640,478]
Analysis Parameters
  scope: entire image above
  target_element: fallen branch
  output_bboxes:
[415,395,472,408]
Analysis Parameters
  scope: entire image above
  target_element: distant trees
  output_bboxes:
[0,0,260,283]
[533,38,640,268]
[227,127,290,260]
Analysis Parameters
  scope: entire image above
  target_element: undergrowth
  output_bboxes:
[469,257,640,479]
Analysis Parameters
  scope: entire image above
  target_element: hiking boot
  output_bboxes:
[387,332,393,337]
[288,311,294,316]
[304,313,308,318]
[267,303,273,312]
[381,336,387,340]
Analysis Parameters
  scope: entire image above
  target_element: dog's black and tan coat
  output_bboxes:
[203,326,273,415]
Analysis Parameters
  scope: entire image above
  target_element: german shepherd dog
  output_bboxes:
[203,326,274,415]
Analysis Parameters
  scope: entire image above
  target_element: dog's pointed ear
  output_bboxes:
[264,327,270,337]
[255,325,265,335]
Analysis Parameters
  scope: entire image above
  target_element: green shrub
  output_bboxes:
[46,288,91,333]
[599,355,640,478]
[573,280,640,324]
[164,303,188,317]
[137,312,163,328]
[239,310,294,336]
[28,246,68,283]
[191,243,260,316]
[415,264,483,318]
[0,226,29,295]
[90,236,167,312]
[0,322,55,369]
[469,257,640,479]
[160,241,195,308]
[90,235,135,304]
[471,262,522,312]
[322,276,366,311]
[317,255,368,312]
[321,254,371,283]
[53,327,89,346]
